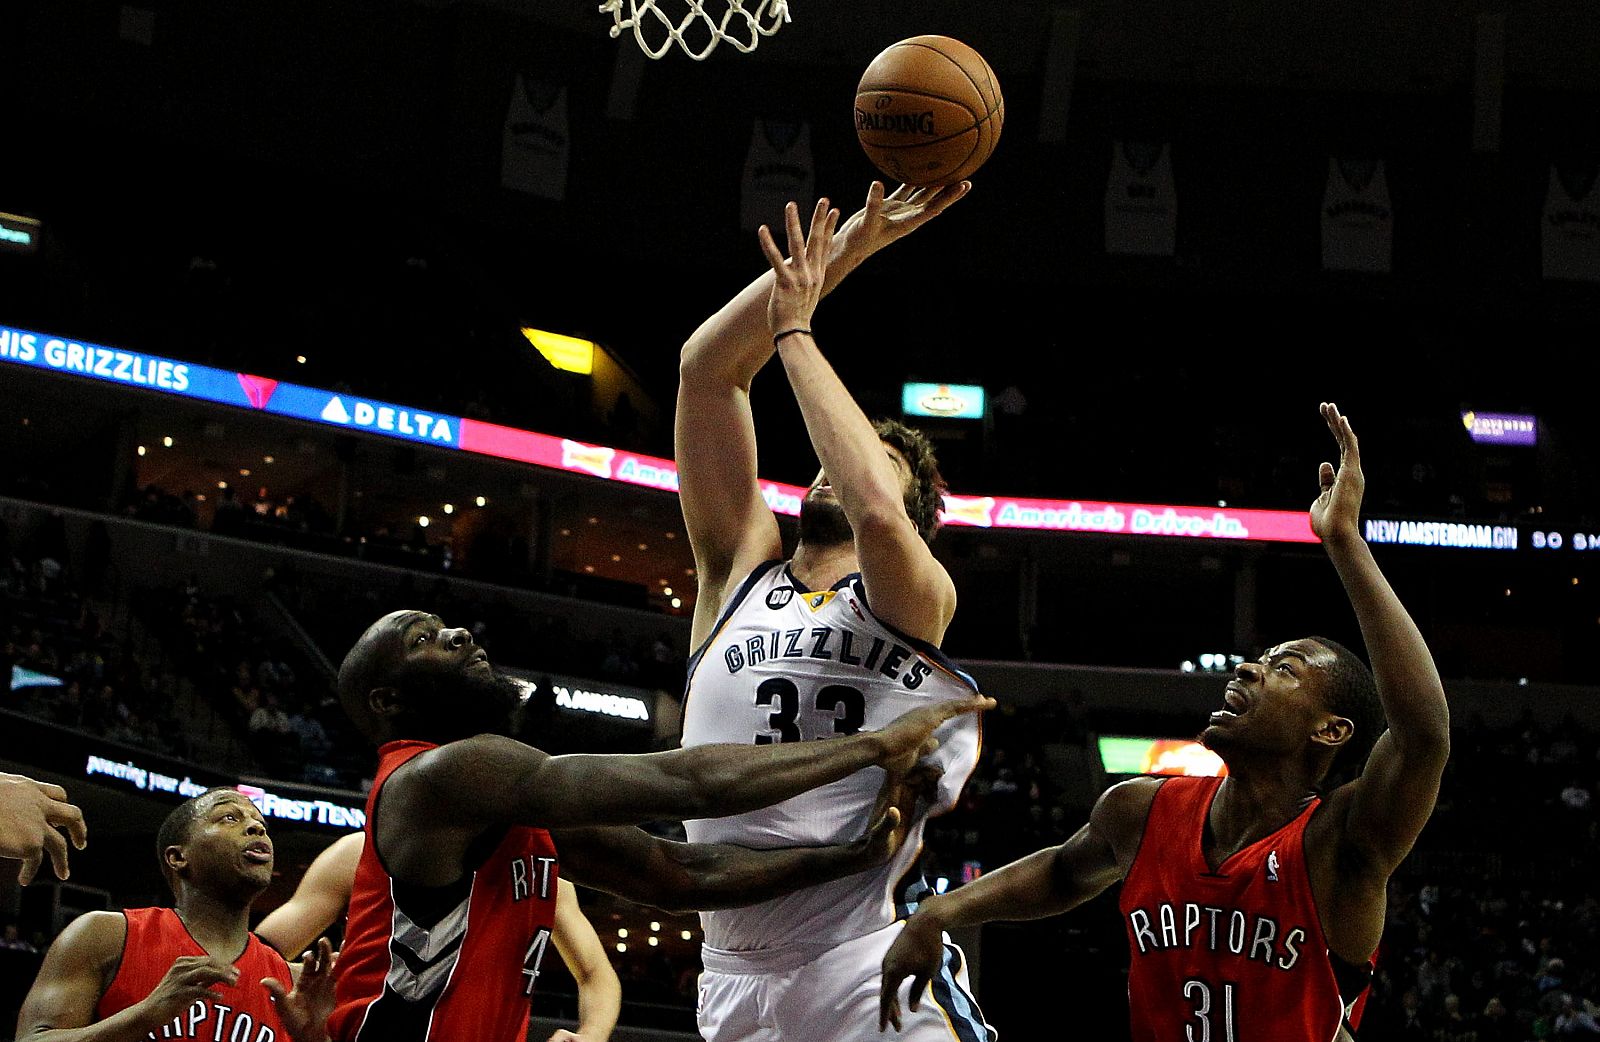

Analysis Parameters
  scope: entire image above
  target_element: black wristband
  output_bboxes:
[773,327,812,346]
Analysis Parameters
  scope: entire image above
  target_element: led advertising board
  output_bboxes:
[3,322,1539,550]
[1098,736,1228,777]
[1462,411,1536,446]
[901,382,985,420]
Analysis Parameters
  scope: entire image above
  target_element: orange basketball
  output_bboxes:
[854,35,1004,187]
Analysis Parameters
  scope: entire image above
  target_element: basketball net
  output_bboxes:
[597,0,790,60]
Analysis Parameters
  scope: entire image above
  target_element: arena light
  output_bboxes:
[1098,736,1227,778]
[521,327,595,375]
[0,212,41,254]
[901,381,985,420]
[1462,410,1536,446]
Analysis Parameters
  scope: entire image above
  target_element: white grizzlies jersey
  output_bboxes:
[681,560,982,952]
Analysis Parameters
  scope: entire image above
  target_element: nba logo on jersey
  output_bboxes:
[1267,849,1280,883]
[765,587,795,609]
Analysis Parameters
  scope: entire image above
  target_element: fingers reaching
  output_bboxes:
[47,800,88,851]
[17,848,42,887]
[880,989,901,1032]
[41,824,70,881]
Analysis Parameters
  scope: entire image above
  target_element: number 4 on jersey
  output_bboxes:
[523,927,552,996]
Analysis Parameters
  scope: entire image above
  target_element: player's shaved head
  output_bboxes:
[338,610,420,742]
[338,609,526,746]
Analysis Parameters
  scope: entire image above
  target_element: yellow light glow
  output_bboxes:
[618,929,628,938]
[522,327,595,375]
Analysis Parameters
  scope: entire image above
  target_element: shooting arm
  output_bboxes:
[775,331,954,641]
[676,210,876,633]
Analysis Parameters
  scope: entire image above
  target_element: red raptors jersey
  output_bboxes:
[329,740,561,1042]
[1121,777,1361,1042]
[96,907,293,1040]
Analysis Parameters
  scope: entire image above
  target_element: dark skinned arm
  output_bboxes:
[17,912,238,1042]
[382,697,989,885]
[553,809,901,915]
[878,778,1154,1032]
[1311,404,1450,875]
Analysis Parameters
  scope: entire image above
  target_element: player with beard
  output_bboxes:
[326,607,989,1042]
[674,187,994,1042]
[881,404,1449,1042]
[17,788,336,1041]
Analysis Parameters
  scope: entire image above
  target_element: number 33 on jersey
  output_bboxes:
[680,561,984,951]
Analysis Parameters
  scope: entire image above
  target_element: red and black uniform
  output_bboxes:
[96,907,292,1040]
[329,740,561,1042]
[1120,776,1374,1042]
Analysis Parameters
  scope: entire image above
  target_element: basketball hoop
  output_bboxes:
[598,0,790,60]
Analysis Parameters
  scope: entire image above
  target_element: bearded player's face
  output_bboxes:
[798,442,913,549]
[384,613,525,744]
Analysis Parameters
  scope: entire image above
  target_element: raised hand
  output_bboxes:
[1310,402,1365,546]
[265,937,338,1042]
[871,696,995,775]
[837,180,971,255]
[878,913,945,1032]
[758,198,840,337]
[0,773,87,885]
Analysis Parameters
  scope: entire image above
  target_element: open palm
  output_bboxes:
[1309,402,1365,543]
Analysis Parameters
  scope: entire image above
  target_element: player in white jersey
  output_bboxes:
[676,182,995,1042]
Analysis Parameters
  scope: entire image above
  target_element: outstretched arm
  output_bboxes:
[878,778,1152,1032]
[383,695,990,885]
[1312,403,1450,874]
[256,832,362,957]
[760,201,956,643]
[677,183,969,648]
[554,800,904,915]
[546,880,620,1042]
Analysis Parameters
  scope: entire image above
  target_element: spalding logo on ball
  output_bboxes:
[854,35,1004,187]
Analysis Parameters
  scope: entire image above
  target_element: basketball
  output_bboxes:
[854,35,1004,187]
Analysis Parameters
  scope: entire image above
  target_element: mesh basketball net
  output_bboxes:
[597,0,790,60]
